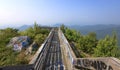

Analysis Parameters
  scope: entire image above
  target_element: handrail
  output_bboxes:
[59,28,120,70]
[29,29,53,64]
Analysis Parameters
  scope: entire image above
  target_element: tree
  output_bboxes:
[0,28,18,43]
[26,27,35,39]
[33,21,41,34]
[60,24,66,33]
[34,34,45,45]
[64,28,81,42]
[62,26,120,58]
[40,29,49,35]
[76,32,97,54]
[94,34,118,57]
[0,24,50,66]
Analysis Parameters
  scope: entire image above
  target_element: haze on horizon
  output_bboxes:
[0,0,120,28]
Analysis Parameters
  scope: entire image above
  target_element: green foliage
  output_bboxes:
[19,22,49,40]
[0,46,19,66]
[19,22,49,47]
[65,28,81,42]
[0,28,19,66]
[61,25,119,58]
[33,22,41,34]
[77,32,97,54]
[40,29,49,35]
[0,22,50,66]
[94,34,119,57]
[27,27,35,38]
[15,50,28,65]
[34,34,46,45]
[0,28,18,43]
[60,24,66,33]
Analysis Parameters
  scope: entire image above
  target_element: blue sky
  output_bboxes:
[0,0,120,28]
